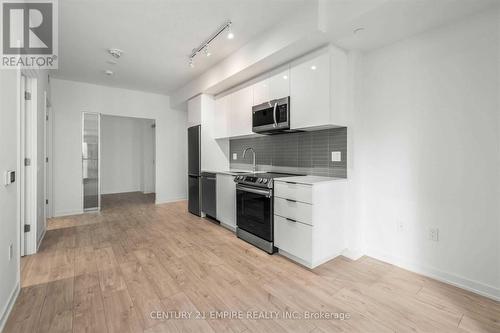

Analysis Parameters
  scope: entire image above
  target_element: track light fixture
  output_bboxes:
[188,20,233,67]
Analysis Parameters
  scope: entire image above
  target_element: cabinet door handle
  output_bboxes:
[286,218,297,223]
[286,198,296,203]
[285,181,297,185]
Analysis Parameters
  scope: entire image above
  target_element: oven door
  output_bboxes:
[236,185,273,242]
[252,96,290,133]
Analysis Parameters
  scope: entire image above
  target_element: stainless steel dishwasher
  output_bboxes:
[201,172,217,219]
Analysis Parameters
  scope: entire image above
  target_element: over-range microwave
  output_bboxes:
[252,96,290,134]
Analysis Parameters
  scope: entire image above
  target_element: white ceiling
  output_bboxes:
[52,0,313,94]
[53,0,498,98]
[323,0,499,51]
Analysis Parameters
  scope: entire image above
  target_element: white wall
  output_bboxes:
[351,9,500,299]
[0,68,50,329]
[101,115,154,195]
[0,70,20,330]
[51,79,186,216]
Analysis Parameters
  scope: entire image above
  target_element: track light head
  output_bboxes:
[227,30,234,40]
[204,46,211,57]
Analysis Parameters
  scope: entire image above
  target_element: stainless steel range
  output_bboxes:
[234,172,301,254]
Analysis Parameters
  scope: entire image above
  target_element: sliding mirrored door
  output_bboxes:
[82,112,100,211]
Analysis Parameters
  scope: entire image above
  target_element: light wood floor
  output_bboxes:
[5,192,499,333]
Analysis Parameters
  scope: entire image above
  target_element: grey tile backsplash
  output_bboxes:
[230,127,347,177]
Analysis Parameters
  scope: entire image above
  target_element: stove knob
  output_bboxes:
[257,178,262,183]
[262,179,268,184]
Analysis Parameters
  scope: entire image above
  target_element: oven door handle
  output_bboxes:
[236,185,272,198]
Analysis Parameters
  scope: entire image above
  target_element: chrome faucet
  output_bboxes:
[242,147,256,173]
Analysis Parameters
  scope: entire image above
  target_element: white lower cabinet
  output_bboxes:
[274,177,348,268]
[216,174,237,231]
[274,197,313,225]
[274,215,312,263]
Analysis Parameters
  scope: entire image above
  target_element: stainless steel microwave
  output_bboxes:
[252,96,290,134]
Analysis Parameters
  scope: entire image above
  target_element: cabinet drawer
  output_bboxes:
[274,197,313,225]
[274,215,312,262]
[274,181,312,204]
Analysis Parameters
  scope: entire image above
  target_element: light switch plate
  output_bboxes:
[331,151,342,162]
[232,153,237,160]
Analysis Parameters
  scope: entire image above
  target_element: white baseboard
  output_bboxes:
[0,282,20,332]
[101,189,143,195]
[37,227,46,251]
[220,222,236,233]
[277,250,343,269]
[341,248,364,261]
[366,248,500,302]
[53,209,83,217]
[155,197,187,205]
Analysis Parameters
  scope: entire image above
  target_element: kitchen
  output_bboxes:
[1,1,499,332]
[187,45,351,268]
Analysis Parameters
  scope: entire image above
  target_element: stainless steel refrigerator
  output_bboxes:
[188,125,201,216]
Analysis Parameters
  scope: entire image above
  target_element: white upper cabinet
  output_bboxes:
[252,80,269,106]
[290,52,331,129]
[253,67,290,105]
[290,46,347,130]
[187,96,202,127]
[268,68,290,101]
[214,94,230,139]
[229,85,253,137]
[213,45,347,138]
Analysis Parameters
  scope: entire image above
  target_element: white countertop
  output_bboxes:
[274,175,348,185]
[201,169,256,176]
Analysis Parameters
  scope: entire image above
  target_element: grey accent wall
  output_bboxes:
[230,127,347,177]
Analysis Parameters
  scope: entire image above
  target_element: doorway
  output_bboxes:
[99,115,156,209]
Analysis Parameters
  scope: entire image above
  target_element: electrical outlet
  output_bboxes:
[8,243,13,261]
[232,153,237,160]
[331,151,342,162]
[429,228,439,242]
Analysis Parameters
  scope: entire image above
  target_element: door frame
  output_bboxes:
[19,72,38,256]
[45,92,53,218]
